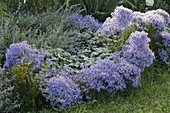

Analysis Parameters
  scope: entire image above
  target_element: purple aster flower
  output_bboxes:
[45,76,82,109]
[158,48,169,62]
[100,6,133,36]
[122,31,155,70]
[5,41,45,70]
[73,14,102,31]
[78,59,126,97]
[160,31,170,47]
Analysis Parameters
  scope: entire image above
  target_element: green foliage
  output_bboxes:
[12,59,40,110]
[3,0,64,14]
[70,0,126,21]
[5,4,80,49]
[123,0,170,13]
[0,68,21,112]
[0,18,18,66]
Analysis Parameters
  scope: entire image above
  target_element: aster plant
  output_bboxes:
[100,6,133,36]
[5,41,45,71]
[45,76,82,109]
[121,31,155,71]
[72,14,102,31]
[77,59,126,100]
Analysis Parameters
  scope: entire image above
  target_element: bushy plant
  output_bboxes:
[5,41,45,71]
[100,6,170,63]
[77,59,126,100]
[121,31,155,71]
[0,67,21,112]
[100,6,133,36]
[44,76,82,110]
[72,14,102,31]
[12,59,41,110]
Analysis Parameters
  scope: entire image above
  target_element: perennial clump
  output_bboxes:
[45,76,82,109]
[5,41,45,70]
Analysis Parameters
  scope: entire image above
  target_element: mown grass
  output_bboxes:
[33,67,170,113]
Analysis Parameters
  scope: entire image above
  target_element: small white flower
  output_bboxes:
[24,0,26,4]
[145,0,154,6]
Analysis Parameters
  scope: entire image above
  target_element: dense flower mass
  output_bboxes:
[133,9,170,31]
[45,76,82,108]
[100,6,133,36]
[73,14,102,31]
[158,48,169,62]
[5,41,44,70]
[122,31,155,70]
[143,12,166,31]
[160,31,170,47]
[78,59,126,96]
[112,6,133,29]
[146,9,170,24]
[113,58,142,87]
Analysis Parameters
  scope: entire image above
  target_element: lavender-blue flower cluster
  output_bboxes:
[133,9,170,31]
[158,48,169,62]
[122,31,155,70]
[160,31,170,47]
[113,58,142,87]
[77,31,155,99]
[5,41,44,70]
[78,59,126,97]
[72,14,102,31]
[45,76,82,108]
[100,6,133,36]
[100,6,170,37]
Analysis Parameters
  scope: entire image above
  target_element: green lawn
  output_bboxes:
[35,68,170,113]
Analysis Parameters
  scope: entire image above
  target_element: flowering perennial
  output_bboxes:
[73,14,102,31]
[100,6,133,36]
[45,76,82,108]
[113,58,142,87]
[160,31,170,47]
[122,31,155,70]
[158,48,169,62]
[5,41,44,70]
[78,59,126,97]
